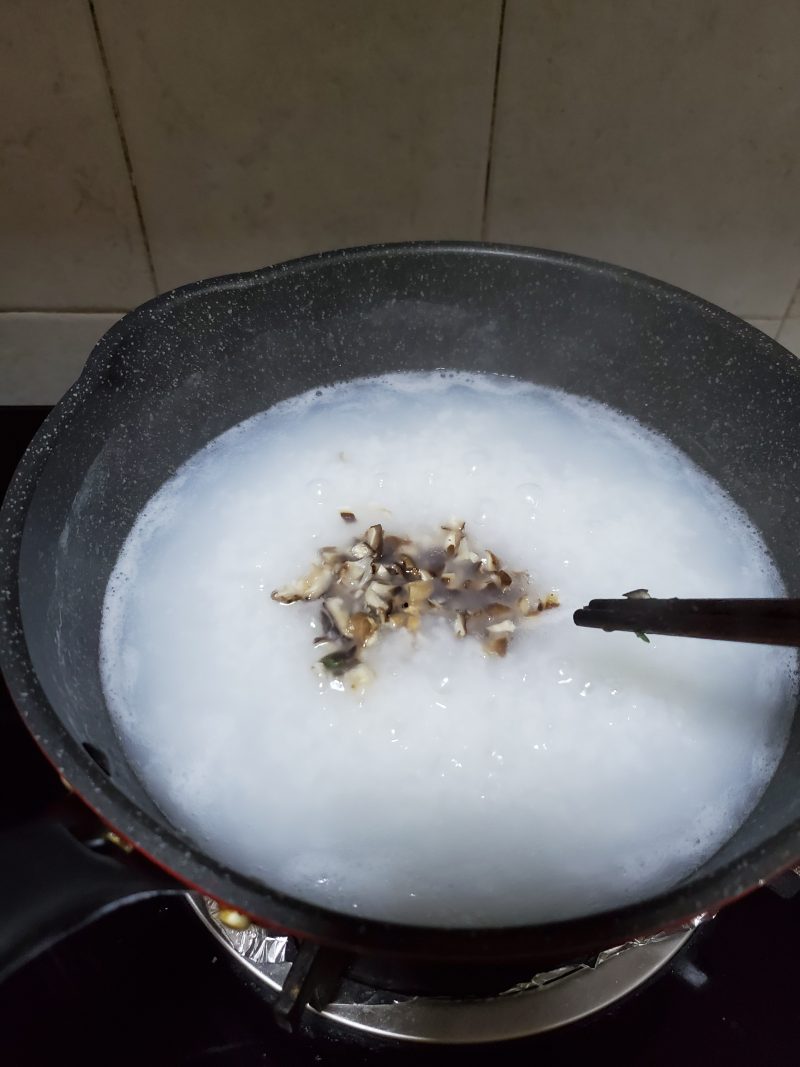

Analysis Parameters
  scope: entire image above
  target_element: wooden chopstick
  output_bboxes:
[572,599,800,647]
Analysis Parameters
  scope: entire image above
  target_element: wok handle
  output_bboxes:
[0,798,179,982]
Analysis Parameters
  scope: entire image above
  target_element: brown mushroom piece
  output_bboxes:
[484,635,509,657]
[364,524,384,556]
[273,517,558,683]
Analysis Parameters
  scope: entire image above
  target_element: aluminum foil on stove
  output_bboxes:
[202,896,701,999]
[205,898,290,965]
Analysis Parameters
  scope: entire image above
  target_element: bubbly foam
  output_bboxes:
[100,373,796,926]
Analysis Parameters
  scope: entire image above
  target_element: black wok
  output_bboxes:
[1,242,799,984]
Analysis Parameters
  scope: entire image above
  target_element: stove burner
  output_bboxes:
[190,897,695,1044]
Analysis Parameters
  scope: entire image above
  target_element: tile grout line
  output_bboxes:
[87,0,159,295]
[480,0,507,242]
[776,277,800,338]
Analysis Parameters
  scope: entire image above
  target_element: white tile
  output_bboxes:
[487,1,800,319]
[0,0,153,309]
[0,312,122,404]
[777,318,800,358]
[95,0,501,290]
[743,319,782,339]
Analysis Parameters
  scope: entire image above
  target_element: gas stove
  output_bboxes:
[1,408,797,1066]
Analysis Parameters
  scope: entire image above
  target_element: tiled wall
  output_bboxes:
[1,0,798,402]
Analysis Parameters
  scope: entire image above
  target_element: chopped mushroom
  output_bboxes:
[484,635,509,657]
[364,586,391,611]
[396,554,421,580]
[406,579,434,605]
[271,563,332,603]
[480,549,500,573]
[324,597,351,635]
[364,523,384,555]
[272,518,558,686]
[517,595,536,617]
[339,560,370,588]
[442,519,465,556]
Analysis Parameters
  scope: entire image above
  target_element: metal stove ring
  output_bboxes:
[188,895,695,1044]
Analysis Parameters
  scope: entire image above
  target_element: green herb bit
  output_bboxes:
[320,648,357,673]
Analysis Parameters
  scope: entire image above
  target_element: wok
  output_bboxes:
[1,242,799,984]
